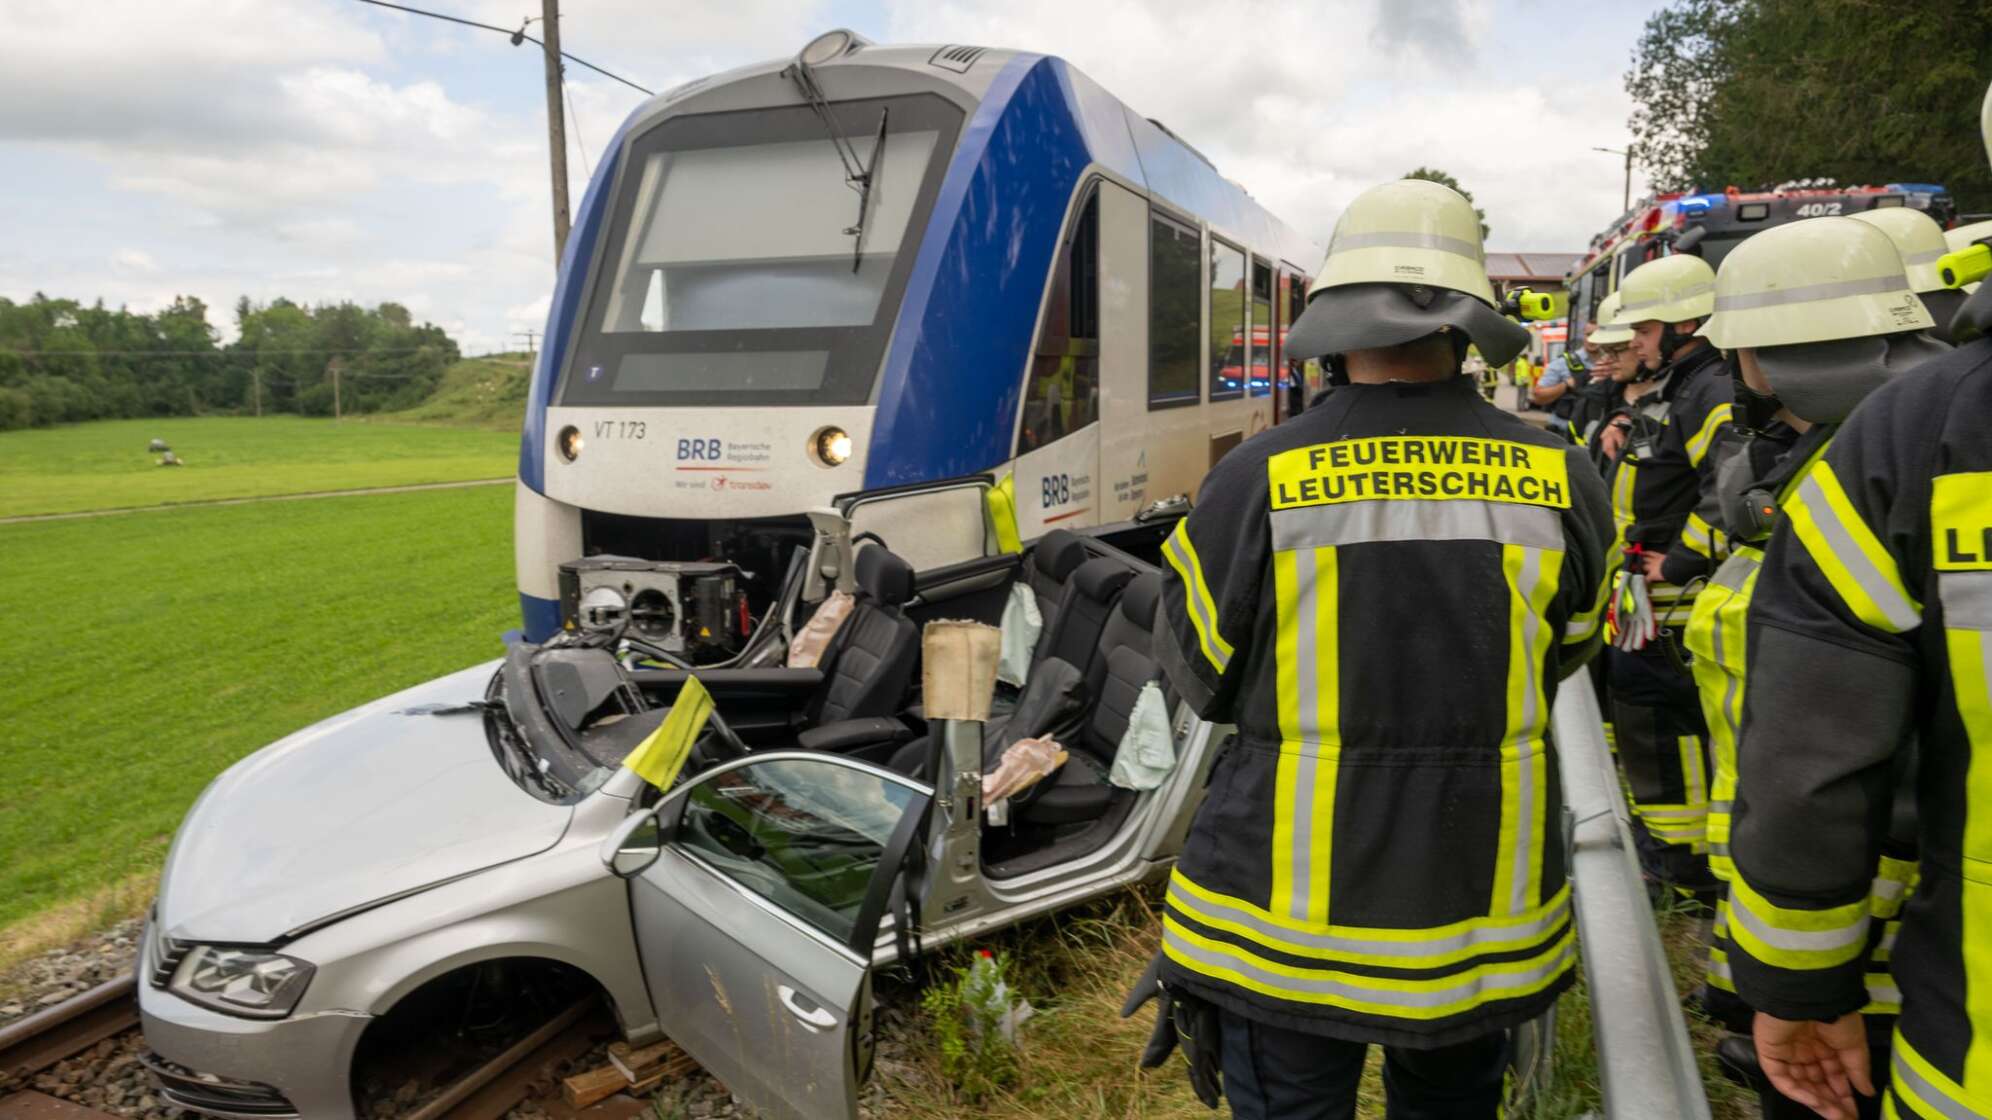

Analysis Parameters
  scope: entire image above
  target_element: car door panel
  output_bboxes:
[626,754,931,1120]
[631,850,869,1120]
[839,477,994,574]
[906,554,1015,629]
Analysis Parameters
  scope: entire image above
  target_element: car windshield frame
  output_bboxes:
[486,646,633,805]
[557,92,966,408]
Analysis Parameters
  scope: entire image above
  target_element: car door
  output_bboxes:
[837,476,1015,627]
[624,752,932,1120]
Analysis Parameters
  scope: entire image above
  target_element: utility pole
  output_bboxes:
[252,368,263,417]
[1594,146,1634,214]
[513,329,539,358]
[330,360,343,422]
[539,0,571,263]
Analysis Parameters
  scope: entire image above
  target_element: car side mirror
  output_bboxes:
[600,805,664,878]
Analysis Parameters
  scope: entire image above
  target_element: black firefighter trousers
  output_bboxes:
[1218,1009,1507,1120]
[1607,640,1716,890]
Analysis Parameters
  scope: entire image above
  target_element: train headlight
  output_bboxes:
[799,29,861,65]
[811,426,853,467]
[557,425,584,462]
[170,946,315,1019]
[577,585,628,635]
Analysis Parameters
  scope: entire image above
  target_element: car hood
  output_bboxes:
[157,660,573,944]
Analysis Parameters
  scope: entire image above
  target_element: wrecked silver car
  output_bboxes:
[139,479,1226,1119]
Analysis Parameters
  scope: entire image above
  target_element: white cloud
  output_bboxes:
[1,0,1658,371]
[885,0,1644,252]
[111,249,159,274]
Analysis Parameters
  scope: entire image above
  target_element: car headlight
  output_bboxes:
[169,946,316,1019]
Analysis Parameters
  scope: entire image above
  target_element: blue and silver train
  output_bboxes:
[516,31,1322,644]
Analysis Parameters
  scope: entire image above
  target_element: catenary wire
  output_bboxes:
[350,0,653,95]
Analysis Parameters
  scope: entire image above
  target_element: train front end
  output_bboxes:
[515,37,1005,644]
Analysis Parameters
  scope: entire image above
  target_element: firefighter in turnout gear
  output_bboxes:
[1683,216,1947,1117]
[1848,206,1970,344]
[1599,252,1735,896]
[1728,80,1992,1120]
[1569,292,1637,454]
[1149,177,1613,1120]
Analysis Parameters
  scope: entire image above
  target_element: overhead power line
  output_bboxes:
[564,75,593,177]
[350,0,653,95]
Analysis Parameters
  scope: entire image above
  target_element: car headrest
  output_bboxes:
[1034,530,1089,582]
[855,545,914,608]
[1118,573,1161,628]
[1070,557,1135,603]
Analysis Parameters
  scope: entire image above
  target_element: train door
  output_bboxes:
[1091,180,1154,523]
[1285,271,1316,410]
[1013,184,1103,538]
[1204,236,1250,467]
[1247,256,1274,426]
[1134,208,1210,508]
[1271,265,1288,423]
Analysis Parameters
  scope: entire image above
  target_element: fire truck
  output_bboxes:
[1564,180,1956,342]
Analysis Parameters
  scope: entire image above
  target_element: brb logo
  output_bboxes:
[1041,473,1071,508]
[677,438,722,460]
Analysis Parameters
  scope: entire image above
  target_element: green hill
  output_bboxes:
[389,352,535,428]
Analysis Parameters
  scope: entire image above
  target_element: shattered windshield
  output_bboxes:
[486,645,656,804]
[561,93,964,407]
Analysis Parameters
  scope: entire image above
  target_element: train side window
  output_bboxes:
[1147,213,1201,409]
[1283,274,1307,406]
[1208,239,1246,401]
[1247,258,1273,398]
[1018,190,1101,455]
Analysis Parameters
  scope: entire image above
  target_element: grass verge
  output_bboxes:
[0,416,517,517]
[874,885,1762,1119]
[0,485,516,929]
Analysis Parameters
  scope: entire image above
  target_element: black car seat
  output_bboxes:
[1020,572,1165,825]
[888,555,1135,779]
[1021,529,1089,642]
[1032,557,1136,698]
[795,546,919,744]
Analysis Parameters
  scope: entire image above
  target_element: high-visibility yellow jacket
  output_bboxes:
[1611,344,1735,610]
[1685,425,1914,1015]
[1154,375,1613,1046]
[1729,336,1992,1117]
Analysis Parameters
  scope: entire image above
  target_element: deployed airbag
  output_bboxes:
[1109,682,1176,790]
[996,583,1043,686]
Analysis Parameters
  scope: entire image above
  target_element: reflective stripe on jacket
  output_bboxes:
[1620,345,1736,592]
[1730,334,1992,1117]
[1686,427,1910,1013]
[1154,375,1613,1046]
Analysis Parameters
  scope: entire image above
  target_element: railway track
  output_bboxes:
[0,980,609,1120]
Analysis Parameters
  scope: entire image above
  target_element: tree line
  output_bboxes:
[1627,0,1992,212]
[0,294,463,431]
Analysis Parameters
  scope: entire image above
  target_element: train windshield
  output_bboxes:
[561,93,964,407]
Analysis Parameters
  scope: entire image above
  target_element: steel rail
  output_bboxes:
[418,997,604,1120]
[0,975,139,1086]
[1553,682,1713,1119]
[0,975,611,1119]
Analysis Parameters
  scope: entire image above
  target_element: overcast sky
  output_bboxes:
[0,0,1662,352]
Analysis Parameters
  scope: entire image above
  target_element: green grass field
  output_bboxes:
[0,415,517,518]
[386,354,534,429]
[0,484,516,930]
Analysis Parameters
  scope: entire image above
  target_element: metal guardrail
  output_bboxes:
[1553,682,1713,1120]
